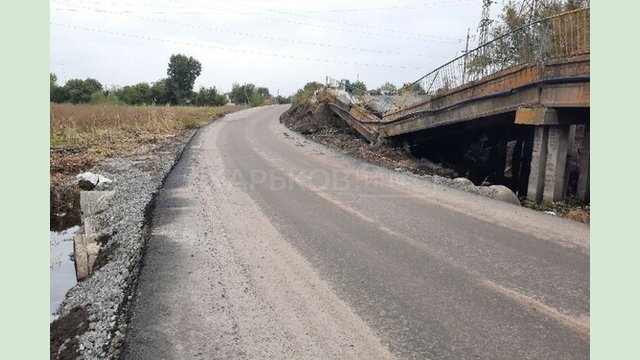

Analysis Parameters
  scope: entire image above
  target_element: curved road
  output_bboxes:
[123,105,589,359]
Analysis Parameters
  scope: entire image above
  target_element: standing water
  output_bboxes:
[50,225,79,320]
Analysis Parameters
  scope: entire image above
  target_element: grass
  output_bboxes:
[50,103,244,179]
[520,198,590,224]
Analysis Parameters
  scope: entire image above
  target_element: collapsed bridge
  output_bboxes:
[325,7,589,203]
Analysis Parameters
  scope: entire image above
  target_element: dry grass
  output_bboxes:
[50,103,243,179]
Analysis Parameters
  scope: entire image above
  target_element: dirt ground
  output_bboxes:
[50,307,89,359]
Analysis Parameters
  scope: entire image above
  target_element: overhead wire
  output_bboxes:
[51,5,450,58]
[50,22,427,71]
[169,0,462,44]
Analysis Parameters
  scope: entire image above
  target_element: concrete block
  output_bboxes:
[80,190,115,217]
[83,216,101,235]
[74,233,100,281]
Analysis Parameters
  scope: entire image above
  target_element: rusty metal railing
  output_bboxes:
[405,7,589,96]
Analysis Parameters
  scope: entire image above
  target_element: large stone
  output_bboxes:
[453,177,474,188]
[479,185,521,206]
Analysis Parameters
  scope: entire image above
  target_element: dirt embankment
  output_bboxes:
[280,100,457,178]
[280,100,589,224]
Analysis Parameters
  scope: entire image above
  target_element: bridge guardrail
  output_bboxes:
[407,7,589,97]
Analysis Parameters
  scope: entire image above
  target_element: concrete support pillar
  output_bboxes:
[511,138,523,183]
[543,125,570,201]
[577,124,590,202]
[489,135,508,184]
[518,130,534,197]
[567,125,576,153]
[527,126,549,202]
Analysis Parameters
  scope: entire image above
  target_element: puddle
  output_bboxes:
[51,225,79,320]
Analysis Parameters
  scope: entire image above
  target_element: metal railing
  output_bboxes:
[406,7,589,96]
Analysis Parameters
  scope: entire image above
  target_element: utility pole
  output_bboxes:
[477,0,493,77]
[519,0,540,19]
[477,0,493,48]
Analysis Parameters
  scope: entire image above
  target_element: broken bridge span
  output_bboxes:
[325,7,589,203]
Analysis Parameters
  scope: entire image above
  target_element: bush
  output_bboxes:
[291,82,323,107]
[195,87,227,107]
[90,91,121,105]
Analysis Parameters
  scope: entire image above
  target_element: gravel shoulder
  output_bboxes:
[50,130,198,359]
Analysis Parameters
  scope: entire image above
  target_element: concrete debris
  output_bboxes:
[77,172,113,190]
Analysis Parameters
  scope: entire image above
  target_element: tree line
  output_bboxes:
[50,54,289,106]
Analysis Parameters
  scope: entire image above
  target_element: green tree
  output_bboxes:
[249,92,265,107]
[150,78,178,105]
[90,90,121,105]
[291,82,323,106]
[276,95,291,104]
[167,54,202,103]
[195,86,227,106]
[229,83,256,105]
[83,78,103,94]
[400,82,426,95]
[116,82,152,105]
[256,87,271,98]
[467,0,590,76]
[341,79,367,96]
[377,82,397,95]
[50,73,57,94]
[50,73,70,103]
[63,78,103,104]
[351,81,367,96]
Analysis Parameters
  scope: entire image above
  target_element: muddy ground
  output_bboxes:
[280,100,589,224]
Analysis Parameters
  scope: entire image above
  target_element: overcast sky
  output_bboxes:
[50,0,503,95]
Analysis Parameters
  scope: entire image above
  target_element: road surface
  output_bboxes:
[122,105,589,359]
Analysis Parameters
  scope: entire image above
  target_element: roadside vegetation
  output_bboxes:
[51,53,289,107]
[50,103,242,179]
[49,52,292,181]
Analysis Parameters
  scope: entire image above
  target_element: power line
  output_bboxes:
[296,0,474,13]
[260,8,461,42]
[54,0,466,43]
[171,0,461,44]
[50,22,427,70]
[51,6,449,58]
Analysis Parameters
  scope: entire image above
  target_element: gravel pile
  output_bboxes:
[51,130,196,359]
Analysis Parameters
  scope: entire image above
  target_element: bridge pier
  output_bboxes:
[515,107,589,203]
[526,126,550,202]
[543,125,570,201]
[525,124,571,202]
[576,124,590,202]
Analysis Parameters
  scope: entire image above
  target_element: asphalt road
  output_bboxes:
[123,105,589,359]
